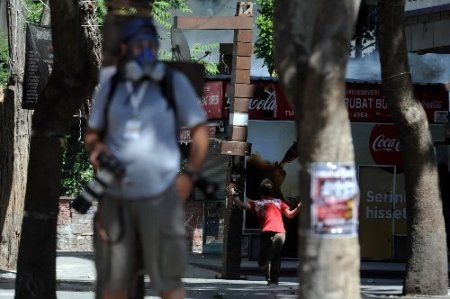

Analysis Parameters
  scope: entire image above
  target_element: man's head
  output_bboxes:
[260,178,274,197]
[120,17,159,65]
[119,17,165,82]
[120,17,159,63]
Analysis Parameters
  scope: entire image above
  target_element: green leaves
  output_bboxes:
[191,43,220,75]
[24,0,44,23]
[61,134,94,197]
[153,0,191,29]
[96,0,108,26]
[0,33,8,87]
[254,0,275,76]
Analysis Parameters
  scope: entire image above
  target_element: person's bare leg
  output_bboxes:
[102,288,127,299]
[160,287,185,299]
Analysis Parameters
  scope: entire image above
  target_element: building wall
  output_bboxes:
[57,197,95,251]
[56,198,205,253]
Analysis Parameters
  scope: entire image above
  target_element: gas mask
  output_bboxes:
[124,39,165,82]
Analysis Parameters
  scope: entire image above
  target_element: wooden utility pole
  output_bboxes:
[175,2,253,279]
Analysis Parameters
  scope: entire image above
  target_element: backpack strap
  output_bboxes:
[160,66,180,135]
[160,66,178,125]
[100,71,121,140]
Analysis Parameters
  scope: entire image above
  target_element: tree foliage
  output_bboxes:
[23,0,43,22]
[254,0,274,76]
[0,33,8,87]
[61,133,94,196]
[191,42,219,74]
[96,0,108,26]
[153,0,191,29]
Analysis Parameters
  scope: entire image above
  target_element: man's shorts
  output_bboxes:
[94,183,186,293]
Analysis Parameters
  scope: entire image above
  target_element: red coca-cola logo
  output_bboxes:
[369,124,403,173]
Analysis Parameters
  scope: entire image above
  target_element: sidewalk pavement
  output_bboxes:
[188,253,409,279]
[0,252,449,298]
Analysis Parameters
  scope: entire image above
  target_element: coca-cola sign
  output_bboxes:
[248,83,277,119]
[249,92,276,111]
[369,124,403,173]
[248,82,294,120]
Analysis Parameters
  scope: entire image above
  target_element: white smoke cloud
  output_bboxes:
[346,52,450,83]
[165,1,450,84]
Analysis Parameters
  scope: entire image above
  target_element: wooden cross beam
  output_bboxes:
[174,16,252,30]
[174,3,254,157]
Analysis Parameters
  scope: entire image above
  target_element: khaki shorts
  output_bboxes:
[94,184,186,293]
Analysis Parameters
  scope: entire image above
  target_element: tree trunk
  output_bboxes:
[15,0,100,298]
[378,0,448,295]
[274,1,361,299]
[221,156,244,279]
[0,0,33,271]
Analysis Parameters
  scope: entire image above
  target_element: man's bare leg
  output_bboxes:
[160,287,185,299]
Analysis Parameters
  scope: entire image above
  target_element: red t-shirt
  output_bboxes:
[249,198,289,233]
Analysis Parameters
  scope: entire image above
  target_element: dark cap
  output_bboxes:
[120,17,158,43]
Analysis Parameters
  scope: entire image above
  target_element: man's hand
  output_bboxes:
[226,183,251,210]
[84,129,109,169]
[89,142,109,169]
[176,173,194,201]
[226,183,239,197]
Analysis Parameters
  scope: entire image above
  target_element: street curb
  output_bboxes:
[363,296,450,299]
[189,261,408,279]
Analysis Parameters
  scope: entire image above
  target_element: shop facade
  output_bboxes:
[187,76,450,261]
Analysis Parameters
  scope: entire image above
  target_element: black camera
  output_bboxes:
[182,170,218,199]
[72,153,125,214]
[194,175,218,199]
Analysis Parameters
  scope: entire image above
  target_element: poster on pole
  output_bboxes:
[310,163,359,236]
[22,24,53,109]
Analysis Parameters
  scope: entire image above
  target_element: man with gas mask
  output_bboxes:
[84,17,209,299]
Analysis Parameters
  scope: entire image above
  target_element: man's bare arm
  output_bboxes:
[185,124,209,173]
[226,184,251,210]
[283,201,302,219]
[176,123,209,200]
[84,129,108,168]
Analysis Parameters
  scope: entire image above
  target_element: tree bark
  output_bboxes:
[274,1,361,299]
[14,0,100,298]
[221,156,244,279]
[0,0,33,271]
[378,0,448,295]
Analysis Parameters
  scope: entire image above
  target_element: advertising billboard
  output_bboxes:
[23,24,53,109]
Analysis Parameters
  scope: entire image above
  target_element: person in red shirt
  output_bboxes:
[227,178,301,285]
